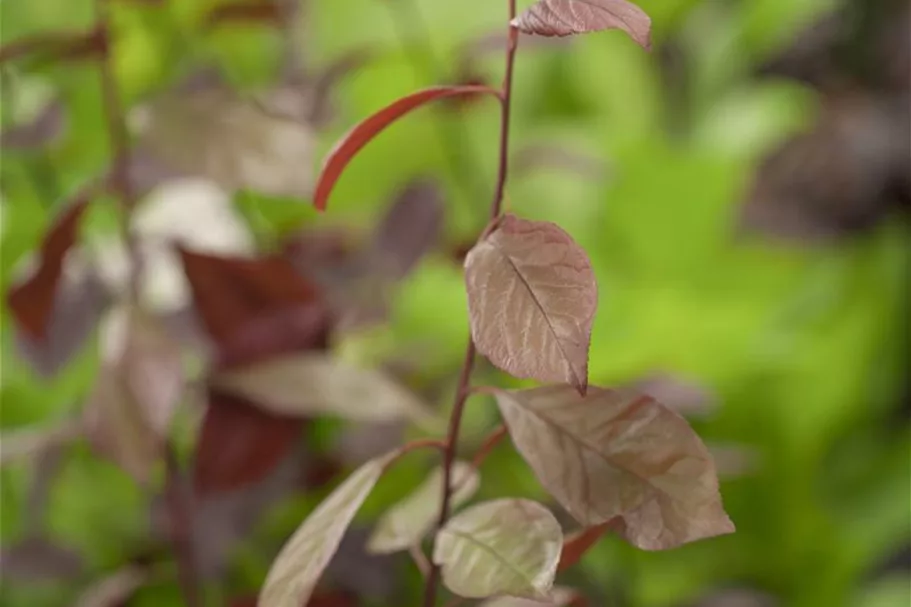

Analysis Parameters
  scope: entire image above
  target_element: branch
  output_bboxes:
[0,28,105,66]
[421,2,519,605]
[93,1,200,605]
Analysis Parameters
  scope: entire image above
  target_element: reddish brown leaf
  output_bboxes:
[7,186,95,340]
[313,85,499,210]
[492,386,735,550]
[557,521,616,571]
[179,249,331,494]
[215,305,331,370]
[512,0,652,50]
[177,248,325,348]
[464,214,598,394]
[194,388,305,494]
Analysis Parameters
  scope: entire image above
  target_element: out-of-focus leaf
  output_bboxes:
[193,389,305,495]
[367,461,479,554]
[492,386,735,549]
[177,248,325,347]
[478,587,583,607]
[634,373,718,417]
[0,536,84,583]
[13,263,110,378]
[83,305,184,483]
[91,179,254,312]
[313,85,498,211]
[258,451,396,607]
[6,183,95,340]
[73,565,150,607]
[708,443,762,479]
[465,214,597,394]
[178,247,331,494]
[0,100,65,149]
[369,178,445,281]
[151,444,307,580]
[0,418,82,467]
[211,353,439,428]
[137,88,317,198]
[433,498,562,600]
[512,0,652,50]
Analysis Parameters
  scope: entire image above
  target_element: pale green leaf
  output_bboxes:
[432,498,562,600]
[212,353,440,429]
[258,451,396,607]
[367,461,480,554]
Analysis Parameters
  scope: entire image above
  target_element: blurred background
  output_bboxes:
[1,0,909,606]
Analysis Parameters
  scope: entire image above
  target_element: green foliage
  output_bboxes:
[1,0,907,605]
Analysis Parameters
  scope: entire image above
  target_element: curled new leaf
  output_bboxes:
[465,214,597,394]
[432,498,562,600]
[493,386,734,550]
[512,0,652,50]
[211,353,439,429]
[314,85,498,210]
[367,461,479,554]
[258,451,396,607]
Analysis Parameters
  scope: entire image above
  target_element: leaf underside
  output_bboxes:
[465,214,597,395]
[512,0,652,50]
[493,386,735,550]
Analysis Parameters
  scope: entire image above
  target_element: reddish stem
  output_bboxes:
[94,0,198,604]
[471,424,508,469]
[421,2,519,605]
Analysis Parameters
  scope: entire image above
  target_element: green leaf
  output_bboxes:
[432,498,562,600]
[367,461,479,554]
[258,451,396,607]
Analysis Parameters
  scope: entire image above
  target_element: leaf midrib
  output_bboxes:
[490,243,583,389]
[443,526,542,593]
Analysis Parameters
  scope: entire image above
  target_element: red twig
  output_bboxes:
[471,424,508,469]
[0,28,105,65]
[421,2,519,605]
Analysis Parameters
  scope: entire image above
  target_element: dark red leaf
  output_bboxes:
[194,388,305,494]
[14,269,110,377]
[557,520,617,571]
[313,85,499,210]
[512,0,652,50]
[6,185,95,340]
[177,248,325,348]
[215,305,331,370]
